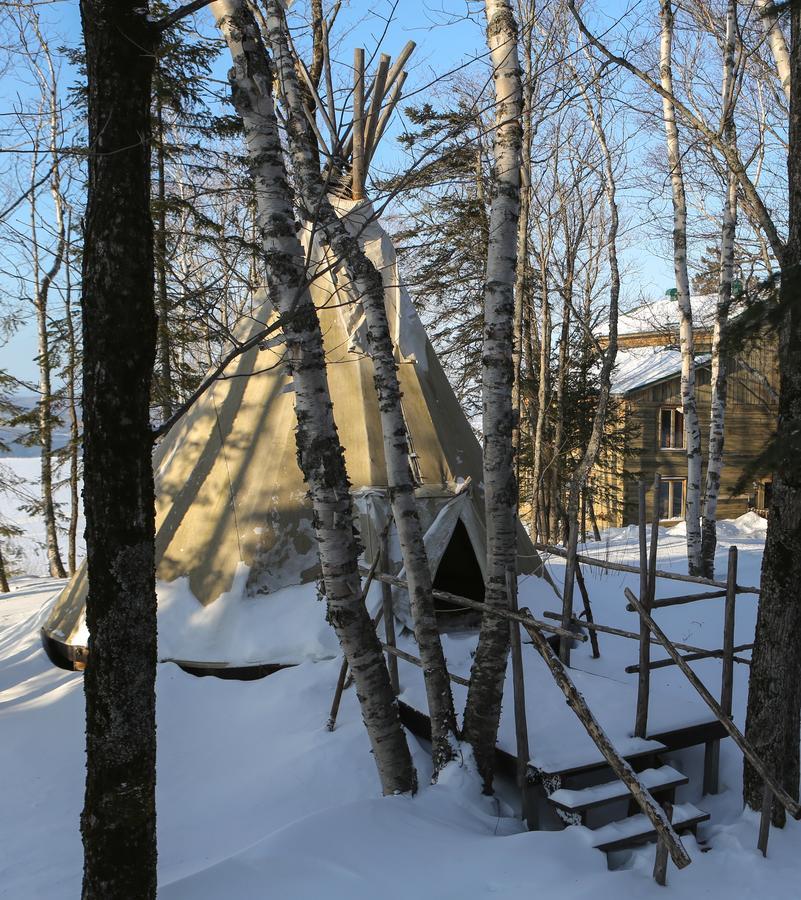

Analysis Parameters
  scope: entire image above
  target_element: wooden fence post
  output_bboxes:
[507,568,534,828]
[635,480,650,737]
[625,586,801,821]
[653,800,673,886]
[560,517,580,666]
[721,546,738,717]
[380,532,399,695]
[704,545,738,794]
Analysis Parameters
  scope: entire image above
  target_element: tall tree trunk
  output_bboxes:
[755,0,792,103]
[260,0,457,776]
[531,266,550,543]
[660,0,703,575]
[744,2,801,826]
[701,0,738,578]
[512,6,533,473]
[65,226,80,576]
[213,0,416,795]
[550,290,570,542]
[462,0,523,791]
[79,2,158,897]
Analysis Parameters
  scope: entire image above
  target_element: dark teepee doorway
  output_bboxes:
[432,519,485,622]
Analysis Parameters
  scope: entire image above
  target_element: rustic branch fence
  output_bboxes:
[338,488,786,875]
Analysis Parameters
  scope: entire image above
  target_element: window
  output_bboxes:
[659,478,685,520]
[659,407,685,449]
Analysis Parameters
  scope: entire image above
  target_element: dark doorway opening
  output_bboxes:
[432,519,485,621]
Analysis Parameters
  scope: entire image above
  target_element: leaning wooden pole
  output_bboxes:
[506,568,532,825]
[517,609,691,869]
[625,587,801,821]
[635,481,650,737]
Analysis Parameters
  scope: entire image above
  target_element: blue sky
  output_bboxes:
[1,0,672,385]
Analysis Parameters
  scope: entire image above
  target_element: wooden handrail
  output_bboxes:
[541,610,752,661]
[360,569,587,643]
[381,643,469,687]
[624,587,801,821]
[534,543,760,594]
[518,608,691,869]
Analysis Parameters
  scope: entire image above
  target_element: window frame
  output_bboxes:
[658,406,686,451]
[658,477,686,522]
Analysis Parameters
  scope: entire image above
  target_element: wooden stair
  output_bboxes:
[529,735,711,855]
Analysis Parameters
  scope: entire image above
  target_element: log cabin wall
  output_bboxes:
[592,328,778,529]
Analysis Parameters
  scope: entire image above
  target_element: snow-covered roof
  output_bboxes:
[611,345,710,394]
[601,294,718,337]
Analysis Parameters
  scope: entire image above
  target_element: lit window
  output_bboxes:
[659,478,685,520]
[659,408,685,449]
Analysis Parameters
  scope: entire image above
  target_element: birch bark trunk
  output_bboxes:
[462,0,523,790]
[79,2,158,895]
[213,0,416,795]
[660,0,703,575]
[744,2,801,825]
[260,0,457,776]
[755,0,792,104]
[701,0,738,579]
[512,8,533,472]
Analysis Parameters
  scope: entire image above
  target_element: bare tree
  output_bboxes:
[700,0,739,578]
[212,0,417,795]
[462,0,523,791]
[258,0,459,777]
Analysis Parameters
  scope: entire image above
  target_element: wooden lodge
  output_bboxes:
[593,295,778,528]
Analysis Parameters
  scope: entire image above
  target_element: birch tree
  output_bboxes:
[700,0,738,578]
[462,0,523,790]
[212,0,416,795]
[659,0,703,575]
[258,0,458,776]
[755,0,791,103]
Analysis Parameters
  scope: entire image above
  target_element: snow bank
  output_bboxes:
[2,519,798,899]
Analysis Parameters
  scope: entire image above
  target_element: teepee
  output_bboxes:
[42,43,546,676]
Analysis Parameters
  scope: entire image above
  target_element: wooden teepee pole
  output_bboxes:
[352,47,366,200]
[362,55,390,167]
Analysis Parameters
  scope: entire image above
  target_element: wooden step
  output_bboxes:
[529,740,667,782]
[548,766,688,813]
[647,718,727,752]
[589,802,710,853]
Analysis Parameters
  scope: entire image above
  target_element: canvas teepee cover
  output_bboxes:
[42,201,544,674]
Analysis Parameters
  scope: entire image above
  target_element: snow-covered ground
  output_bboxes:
[2,511,800,899]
